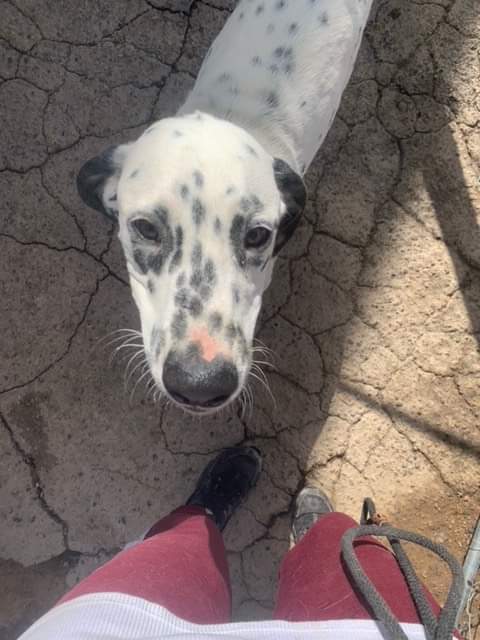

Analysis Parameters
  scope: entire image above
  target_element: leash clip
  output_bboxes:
[361,497,389,527]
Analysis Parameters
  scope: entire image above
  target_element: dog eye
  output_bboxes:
[132,219,160,242]
[245,226,272,249]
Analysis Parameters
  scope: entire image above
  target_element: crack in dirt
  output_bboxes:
[0,270,108,396]
[0,410,69,548]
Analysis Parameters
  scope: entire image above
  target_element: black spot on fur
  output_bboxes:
[226,323,238,345]
[214,217,222,234]
[245,144,258,157]
[109,194,117,203]
[276,0,286,9]
[171,310,187,340]
[133,249,148,274]
[193,171,204,188]
[129,169,139,179]
[238,11,244,19]
[192,242,202,268]
[175,287,190,308]
[240,197,252,213]
[180,184,189,199]
[289,22,298,34]
[175,284,206,316]
[154,207,169,225]
[169,226,184,273]
[272,45,295,75]
[173,130,183,137]
[301,100,307,108]
[218,72,231,83]
[192,198,206,226]
[185,341,202,360]
[230,215,247,269]
[148,279,155,294]
[190,269,203,291]
[190,296,203,317]
[256,4,264,14]
[209,312,223,333]
[204,259,216,286]
[226,186,235,196]
[251,195,264,213]
[240,195,264,215]
[266,92,280,109]
[319,11,329,24]
[252,56,262,66]
[200,285,212,301]
[147,253,165,273]
[232,286,241,305]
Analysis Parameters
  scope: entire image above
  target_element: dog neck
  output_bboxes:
[178,99,300,174]
[177,0,374,176]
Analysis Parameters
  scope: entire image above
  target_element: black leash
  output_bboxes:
[341,498,465,640]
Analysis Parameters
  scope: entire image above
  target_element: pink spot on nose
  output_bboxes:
[190,327,228,363]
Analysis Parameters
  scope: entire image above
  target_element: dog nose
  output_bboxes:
[163,348,239,408]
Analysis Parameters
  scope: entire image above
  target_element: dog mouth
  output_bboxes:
[164,387,239,415]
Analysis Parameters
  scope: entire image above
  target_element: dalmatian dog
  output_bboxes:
[77,0,373,414]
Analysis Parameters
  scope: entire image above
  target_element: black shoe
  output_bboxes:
[292,487,334,543]
[187,447,262,530]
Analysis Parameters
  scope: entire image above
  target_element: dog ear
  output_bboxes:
[77,144,131,221]
[272,158,307,256]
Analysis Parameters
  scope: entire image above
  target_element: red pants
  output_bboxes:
[59,507,442,625]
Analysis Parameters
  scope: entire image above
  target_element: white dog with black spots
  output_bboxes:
[78,0,373,414]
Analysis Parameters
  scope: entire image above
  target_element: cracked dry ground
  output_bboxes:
[0,0,479,637]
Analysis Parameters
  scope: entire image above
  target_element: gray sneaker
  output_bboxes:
[292,487,334,543]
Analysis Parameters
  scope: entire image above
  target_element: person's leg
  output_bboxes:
[274,489,442,623]
[57,446,262,626]
[58,505,231,624]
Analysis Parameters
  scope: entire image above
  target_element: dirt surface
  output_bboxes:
[0,0,479,638]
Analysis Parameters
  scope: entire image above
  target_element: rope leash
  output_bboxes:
[341,498,465,640]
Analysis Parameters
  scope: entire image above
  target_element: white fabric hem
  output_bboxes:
[18,591,442,640]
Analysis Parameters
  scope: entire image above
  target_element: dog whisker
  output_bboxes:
[129,365,152,405]
[252,338,276,356]
[125,357,148,391]
[252,358,277,371]
[124,351,148,389]
[249,369,277,410]
[245,383,254,421]
[98,328,142,349]
[250,362,269,383]
[108,338,145,366]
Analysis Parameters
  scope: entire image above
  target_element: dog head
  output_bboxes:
[78,112,306,414]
